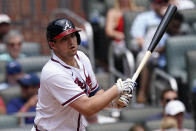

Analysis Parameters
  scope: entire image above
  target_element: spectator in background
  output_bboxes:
[0,61,25,90]
[147,88,191,121]
[105,0,143,74]
[170,0,195,10]
[136,11,184,103]
[154,116,178,131]
[0,30,26,62]
[0,96,6,114]
[130,0,169,53]
[0,14,11,43]
[164,100,193,131]
[130,124,146,131]
[7,74,39,124]
[147,89,178,121]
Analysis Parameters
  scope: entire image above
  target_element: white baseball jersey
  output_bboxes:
[33,51,99,131]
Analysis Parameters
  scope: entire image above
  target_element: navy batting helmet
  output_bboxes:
[46,18,81,45]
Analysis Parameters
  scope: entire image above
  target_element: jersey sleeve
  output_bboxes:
[46,74,86,107]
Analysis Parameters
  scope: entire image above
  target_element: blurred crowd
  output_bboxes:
[0,0,196,130]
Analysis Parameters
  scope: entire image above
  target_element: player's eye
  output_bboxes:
[70,33,76,38]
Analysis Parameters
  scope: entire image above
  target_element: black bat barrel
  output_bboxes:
[148,5,177,52]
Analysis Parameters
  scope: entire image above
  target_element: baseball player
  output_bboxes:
[32,18,136,131]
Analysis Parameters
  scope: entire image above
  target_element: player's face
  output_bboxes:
[53,32,78,59]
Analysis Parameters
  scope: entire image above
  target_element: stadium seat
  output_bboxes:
[0,73,5,83]
[120,107,162,124]
[108,43,135,87]
[123,11,144,51]
[0,60,6,73]
[191,0,196,5]
[107,11,144,88]
[0,86,21,105]
[166,35,196,83]
[193,22,196,33]
[17,55,50,73]
[0,42,41,56]
[0,60,6,82]
[186,50,196,93]
[150,35,196,107]
[86,122,134,131]
[105,0,150,11]
[146,119,195,130]
[21,42,41,56]
[180,9,196,25]
[0,115,19,129]
[133,0,150,9]
[0,44,6,54]
[85,0,106,21]
[0,125,33,131]
[105,0,115,10]
[95,72,110,90]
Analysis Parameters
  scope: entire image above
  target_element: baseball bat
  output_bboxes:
[131,5,177,82]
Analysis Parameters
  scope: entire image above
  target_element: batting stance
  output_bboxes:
[32,18,136,131]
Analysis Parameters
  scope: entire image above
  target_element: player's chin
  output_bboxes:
[70,49,77,56]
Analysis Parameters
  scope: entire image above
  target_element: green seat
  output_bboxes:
[0,125,33,131]
[95,72,110,90]
[0,44,6,54]
[123,11,143,50]
[133,0,150,9]
[192,0,196,5]
[21,42,41,56]
[166,35,196,83]
[120,107,162,123]
[0,86,21,105]
[186,50,196,92]
[17,55,50,73]
[105,0,115,10]
[105,0,150,10]
[0,42,41,56]
[150,35,196,107]
[180,9,196,25]
[85,0,106,21]
[0,115,19,128]
[0,60,6,74]
[86,122,134,131]
[0,73,5,83]
[193,22,196,33]
[146,119,195,130]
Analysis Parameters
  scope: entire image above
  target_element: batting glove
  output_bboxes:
[116,78,136,95]
[112,93,133,108]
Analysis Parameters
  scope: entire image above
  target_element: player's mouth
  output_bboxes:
[70,45,77,50]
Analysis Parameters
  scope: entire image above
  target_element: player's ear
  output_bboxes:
[48,41,55,49]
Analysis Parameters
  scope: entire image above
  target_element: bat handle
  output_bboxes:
[131,51,152,82]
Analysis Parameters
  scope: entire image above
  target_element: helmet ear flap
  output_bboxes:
[75,32,81,45]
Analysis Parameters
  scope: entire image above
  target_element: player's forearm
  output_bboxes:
[81,85,118,117]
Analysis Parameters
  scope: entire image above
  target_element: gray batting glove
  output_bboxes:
[112,93,133,108]
[116,78,136,95]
